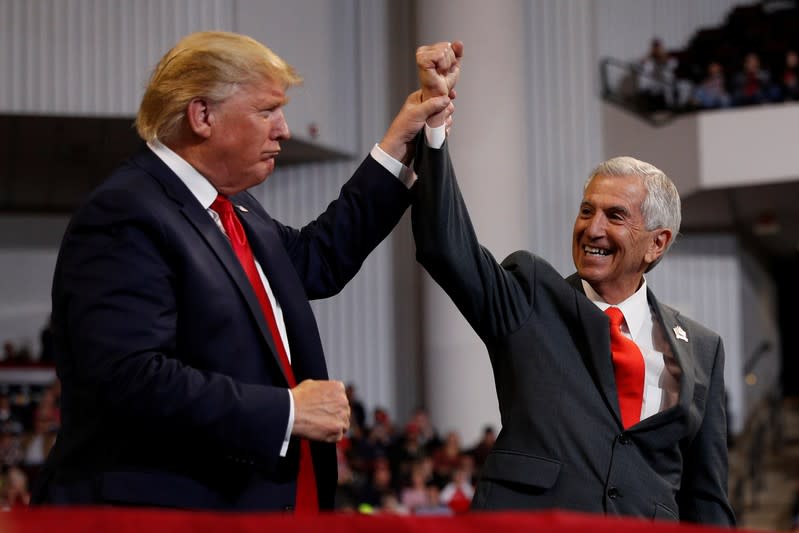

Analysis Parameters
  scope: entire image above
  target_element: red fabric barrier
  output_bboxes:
[0,509,747,533]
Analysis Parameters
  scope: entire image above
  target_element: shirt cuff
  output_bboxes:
[280,389,294,457]
[370,144,416,188]
[424,122,446,149]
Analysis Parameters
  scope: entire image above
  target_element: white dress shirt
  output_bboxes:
[582,279,681,421]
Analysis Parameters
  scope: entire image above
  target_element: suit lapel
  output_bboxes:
[131,148,288,384]
[565,274,624,429]
[648,290,696,415]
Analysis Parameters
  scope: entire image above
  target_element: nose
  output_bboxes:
[272,109,290,140]
[584,212,607,239]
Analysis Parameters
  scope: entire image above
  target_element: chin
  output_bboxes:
[576,264,606,283]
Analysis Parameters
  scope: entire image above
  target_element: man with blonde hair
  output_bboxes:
[411,42,734,524]
[33,31,455,512]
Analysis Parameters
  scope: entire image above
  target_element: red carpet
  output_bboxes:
[0,509,745,533]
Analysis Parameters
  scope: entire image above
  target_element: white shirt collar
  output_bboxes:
[581,278,649,335]
[147,139,219,209]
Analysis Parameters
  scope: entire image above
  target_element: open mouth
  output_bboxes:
[584,245,611,256]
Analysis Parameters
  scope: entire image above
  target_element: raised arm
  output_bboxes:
[411,42,531,339]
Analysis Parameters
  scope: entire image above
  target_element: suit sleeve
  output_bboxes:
[274,155,413,300]
[411,138,531,339]
[676,336,737,526]
[55,201,289,470]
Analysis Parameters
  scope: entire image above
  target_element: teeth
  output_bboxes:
[584,246,610,256]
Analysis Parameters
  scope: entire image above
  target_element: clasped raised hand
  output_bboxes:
[417,40,464,102]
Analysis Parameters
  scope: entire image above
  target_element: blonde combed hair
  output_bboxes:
[135,31,302,143]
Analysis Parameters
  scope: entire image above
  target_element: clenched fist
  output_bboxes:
[416,40,463,127]
[417,40,464,101]
[291,379,351,443]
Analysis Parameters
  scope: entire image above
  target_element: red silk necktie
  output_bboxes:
[212,195,318,513]
[605,307,645,429]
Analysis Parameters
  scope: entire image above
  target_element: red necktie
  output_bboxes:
[605,307,645,429]
[211,195,318,513]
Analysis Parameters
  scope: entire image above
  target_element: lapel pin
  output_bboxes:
[236,205,249,213]
[673,326,688,342]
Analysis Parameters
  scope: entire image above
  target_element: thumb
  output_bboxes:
[419,95,451,117]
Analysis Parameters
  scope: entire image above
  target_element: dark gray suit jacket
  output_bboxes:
[412,140,735,525]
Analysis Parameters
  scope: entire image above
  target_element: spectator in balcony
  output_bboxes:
[637,38,679,110]
[733,52,778,105]
[693,61,731,109]
[31,31,457,512]
[780,50,799,101]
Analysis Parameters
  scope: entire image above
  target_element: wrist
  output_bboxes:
[378,139,407,164]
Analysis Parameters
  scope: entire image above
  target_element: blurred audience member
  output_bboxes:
[733,52,778,105]
[357,456,395,510]
[468,425,496,468]
[432,431,461,483]
[0,430,23,468]
[370,408,395,450]
[638,38,679,110]
[346,384,366,432]
[406,408,441,453]
[400,460,432,513]
[22,415,57,468]
[694,61,731,109]
[440,463,474,514]
[0,395,22,436]
[780,50,799,101]
[0,466,30,509]
[39,317,55,364]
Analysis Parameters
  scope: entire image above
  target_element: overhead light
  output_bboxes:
[752,212,780,236]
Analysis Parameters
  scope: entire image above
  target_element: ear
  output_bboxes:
[185,97,214,139]
[644,228,672,265]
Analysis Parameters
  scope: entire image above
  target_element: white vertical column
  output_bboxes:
[415,0,530,443]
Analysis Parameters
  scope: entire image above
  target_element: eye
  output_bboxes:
[259,105,281,117]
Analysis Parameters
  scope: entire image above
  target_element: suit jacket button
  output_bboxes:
[607,487,620,499]
[618,433,630,445]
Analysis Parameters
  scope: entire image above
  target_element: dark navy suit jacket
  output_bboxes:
[33,146,411,510]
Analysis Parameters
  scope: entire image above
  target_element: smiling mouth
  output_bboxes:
[583,245,611,256]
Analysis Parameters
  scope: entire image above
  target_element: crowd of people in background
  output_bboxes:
[0,377,494,514]
[635,38,799,112]
[0,381,60,509]
[335,385,492,514]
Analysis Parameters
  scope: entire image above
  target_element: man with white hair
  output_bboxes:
[411,41,735,525]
